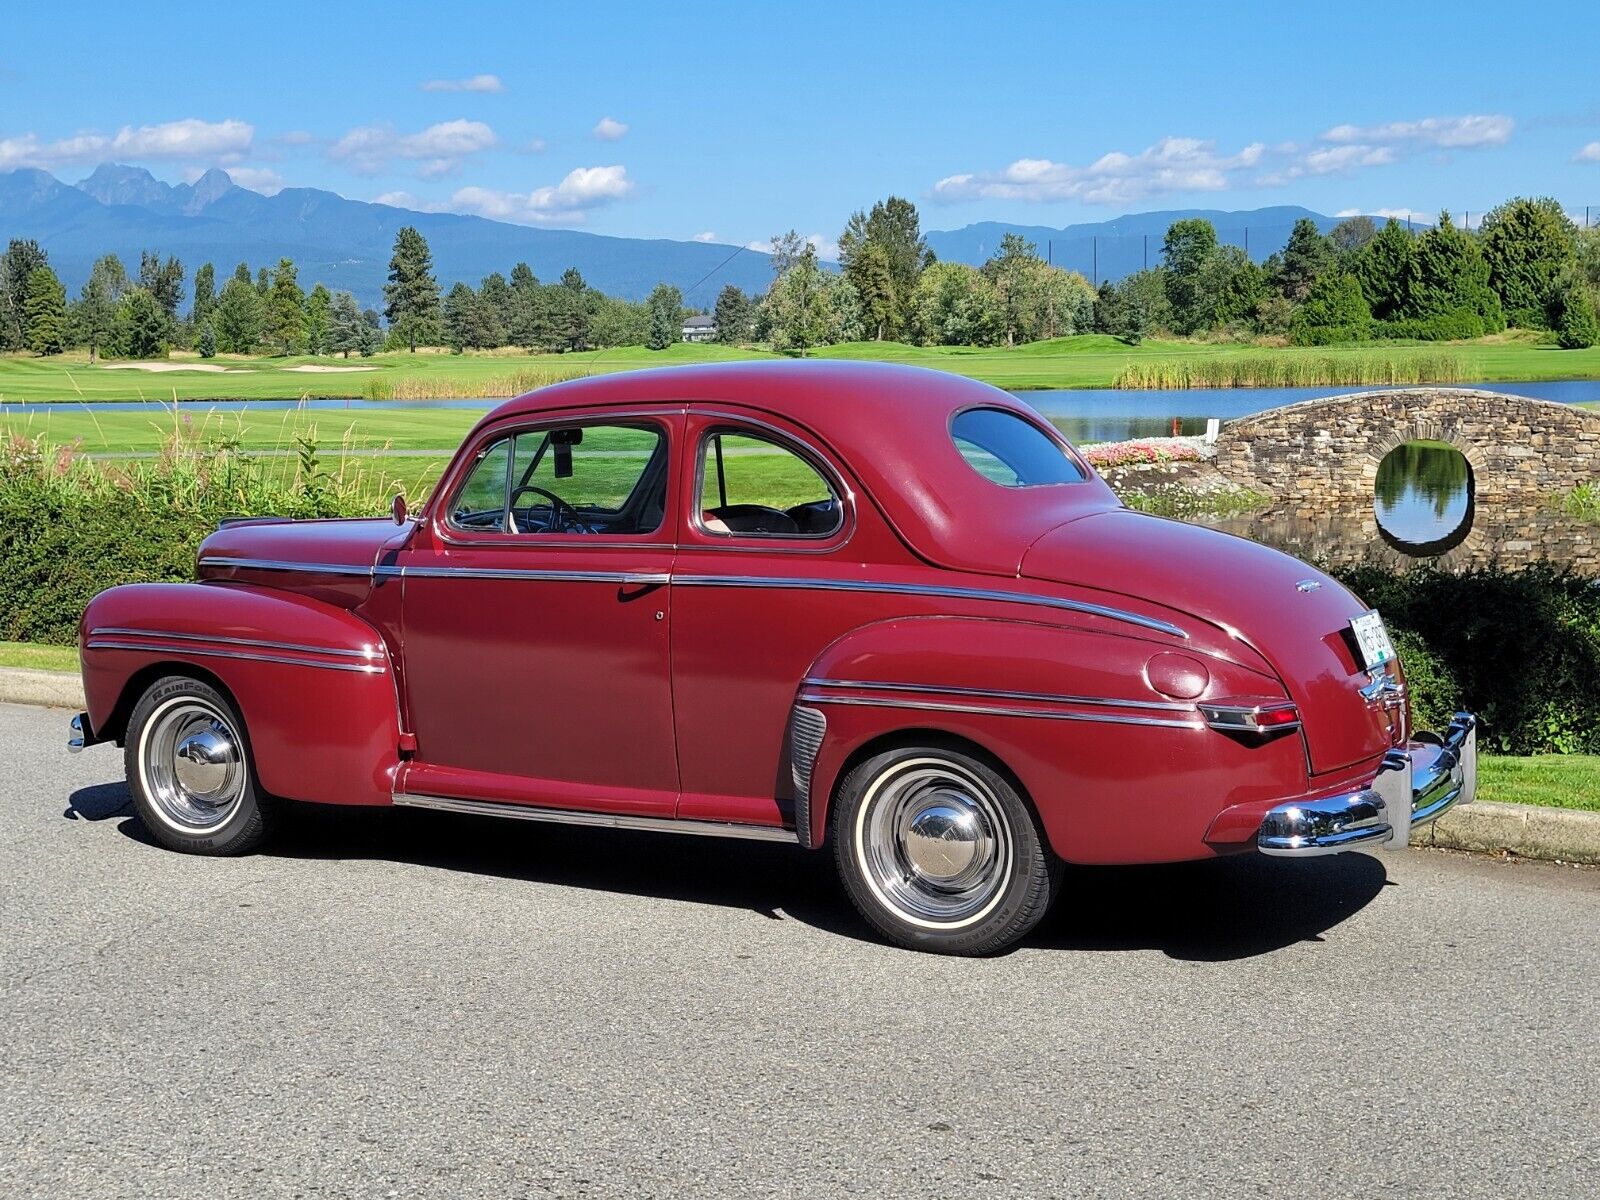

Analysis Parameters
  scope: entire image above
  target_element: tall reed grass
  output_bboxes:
[1113,351,1470,389]
[364,363,592,400]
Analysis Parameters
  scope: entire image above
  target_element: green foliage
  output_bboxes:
[304,284,332,355]
[645,282,684,350]
[837,196,928,339]
[22,266,67,355]
[1354,219,1416,321]
[197,320,217,358]
[1371,312,1487,341]
[213,277,264,353]
[1405,212,1505,333]
[712,284,753,344]
[0,431,385,647]
[383,225,442,352]
[266,258,306,354]
[1,239,49,351]
[1554,276,1600,349]
[1115,349,1467,388]
[912,261,998,346]
[1161,219,1219,332]
[1479,197,1578,329]
[763,244,832,354]
[114,287,167,359]
[1273,218,1334,301]
[191,262,216,327]
[1331,564,1600,754]
[138,251,185,323]
[1289,273,1372,345]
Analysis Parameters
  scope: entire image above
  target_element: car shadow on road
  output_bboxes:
[68,784,1389,960]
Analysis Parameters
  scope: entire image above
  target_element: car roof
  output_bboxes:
[485,361,1120,575]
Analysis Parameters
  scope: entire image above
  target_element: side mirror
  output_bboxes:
[391,493,409,525]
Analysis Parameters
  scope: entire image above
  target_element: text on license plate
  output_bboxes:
[1350,610,1396,670]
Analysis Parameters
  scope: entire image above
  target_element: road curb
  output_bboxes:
[0,666,85,710]
[4,664,1597,864]
[1418,800,1600,865]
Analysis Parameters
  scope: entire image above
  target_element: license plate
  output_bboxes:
[1350,610,1396,670]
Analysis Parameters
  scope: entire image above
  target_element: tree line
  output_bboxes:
[4,194,1598,360]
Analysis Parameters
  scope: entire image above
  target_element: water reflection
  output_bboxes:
[1373,441,1473,548]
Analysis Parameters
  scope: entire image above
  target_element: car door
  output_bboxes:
[397,409,681,816]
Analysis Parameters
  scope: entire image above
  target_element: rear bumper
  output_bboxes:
[1257,713,1476,856]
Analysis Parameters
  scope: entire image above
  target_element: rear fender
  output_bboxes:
[80,582,402,806]
[794,615,1305,863]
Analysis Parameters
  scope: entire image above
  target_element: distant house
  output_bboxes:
[681,314,717,343]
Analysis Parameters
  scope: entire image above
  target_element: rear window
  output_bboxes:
[951,408,1084,487]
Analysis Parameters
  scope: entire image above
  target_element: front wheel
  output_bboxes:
[831,745,1060,955]
[124,675,276,856]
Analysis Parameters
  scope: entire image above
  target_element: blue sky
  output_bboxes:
[4,0,1600,249]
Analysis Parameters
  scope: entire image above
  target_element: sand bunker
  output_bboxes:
[99,362,246,373]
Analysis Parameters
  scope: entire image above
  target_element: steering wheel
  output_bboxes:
[509,484,586,533]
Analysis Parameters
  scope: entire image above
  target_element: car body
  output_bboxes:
[70,361,1477,954]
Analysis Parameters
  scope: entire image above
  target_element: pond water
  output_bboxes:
[1373,441,1473,549]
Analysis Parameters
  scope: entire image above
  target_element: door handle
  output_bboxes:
[621,572,670,586]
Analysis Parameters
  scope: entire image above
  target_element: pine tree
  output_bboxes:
[213,277,264,353]
[327,291,364,358]
[1480,197,1579,329]
[646,282,683,350]
[1354,220,1416,320]
[479,272,514,345]
[138,251,185,321]
[443,282,476,352]
[712,285,752,344]
[383,226,442,351]
[1273,218,1334,301]
[265,258,305,354]
[192,262,217,327]
[304,284,331,355]
[232,262,252,286]
[1406,212,1505,333]
[198,320,217,358]
[1556,278,1599,349]
[116,288,167,359]
[1,238,49,350]
[23,266,67,354]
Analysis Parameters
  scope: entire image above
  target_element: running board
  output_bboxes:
[392,792,800,843]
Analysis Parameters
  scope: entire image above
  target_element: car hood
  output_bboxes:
[1021,510,1400,774]
[197,517,413,607]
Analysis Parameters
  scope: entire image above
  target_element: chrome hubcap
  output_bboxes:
[141,700,245,830]
[857,759,1013,928]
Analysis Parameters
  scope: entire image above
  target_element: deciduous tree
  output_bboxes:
[139,251,185,322]
[74,254,127,362]
[763,245,831,354]
[1161,219,1218,333]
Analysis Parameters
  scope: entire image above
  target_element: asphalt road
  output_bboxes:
[3,700,1598,1199]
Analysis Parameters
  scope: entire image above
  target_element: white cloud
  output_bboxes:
[523,137,548,153]
[744,233,840,261]
[0,118,254,170]
[329,119,497,176]
[420,73,504,93]
[692,231,718,242]
[1322,114,1514,149]
[932,113,1516,208]
[1336,206,1431,224]
[592,116,629,141]
[931,137,1267,207]
[275,130,316,146]
[227,166,284,195]
[1576,142,1600,163]
[373,190,446,212]
[447,164,634,225]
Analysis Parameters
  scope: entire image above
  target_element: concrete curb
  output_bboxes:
[4,665,1597,864]
[0,666,85,710]
[1418,800,1600,866]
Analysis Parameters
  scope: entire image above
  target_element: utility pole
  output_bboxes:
[1244,226,1249,258]
[1092,236,1098,287]
[1143,233,1147,271]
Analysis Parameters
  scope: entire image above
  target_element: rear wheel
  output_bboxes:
[124,675,275,856]
[831,744,1060,955]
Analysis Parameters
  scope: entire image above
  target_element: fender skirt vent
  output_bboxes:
[787,704,827,850]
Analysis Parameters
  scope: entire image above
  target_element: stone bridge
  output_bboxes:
[1212,387,1600,509]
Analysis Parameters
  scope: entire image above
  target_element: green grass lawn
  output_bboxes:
[3,333,1599,404]
[1478,754,1600,812]
[0,641,78,671]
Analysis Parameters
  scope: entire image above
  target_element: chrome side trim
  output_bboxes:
[797,691,1205,730]
[674,575,1188,639]
[200,556,376,577]
[787,705,828,850]
[392,792,800,843]
[802,677,1196,713]
[84,639,387,674]
[402,566,665,584]
[90,627,382,660]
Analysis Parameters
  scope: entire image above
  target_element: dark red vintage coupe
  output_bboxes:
[69,362,1476,954]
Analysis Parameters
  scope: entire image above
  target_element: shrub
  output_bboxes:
[1332,564,1600,754]
[1288,273,1372,346]
[1555,281,1599,349]
[1371,311,1487,341]
[0,430,387,646]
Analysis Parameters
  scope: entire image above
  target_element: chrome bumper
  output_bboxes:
[67,712,90,754]
[1258,713,1476,856]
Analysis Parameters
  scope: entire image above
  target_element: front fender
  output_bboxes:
[80,582,402,806]
[796,615,1307,863]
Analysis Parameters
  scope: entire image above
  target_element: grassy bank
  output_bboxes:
[4,333,1600,403]
[0,640,78,671]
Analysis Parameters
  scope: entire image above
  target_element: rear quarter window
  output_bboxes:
[951,407,1085,487]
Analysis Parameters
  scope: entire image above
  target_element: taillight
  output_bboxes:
[1198,699,1301,737]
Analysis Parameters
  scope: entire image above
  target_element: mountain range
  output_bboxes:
[1,164,1381,309]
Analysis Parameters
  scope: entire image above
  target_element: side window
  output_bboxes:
[697,429,843,538]
[447,422,667,535]
[951,407,1085,487]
